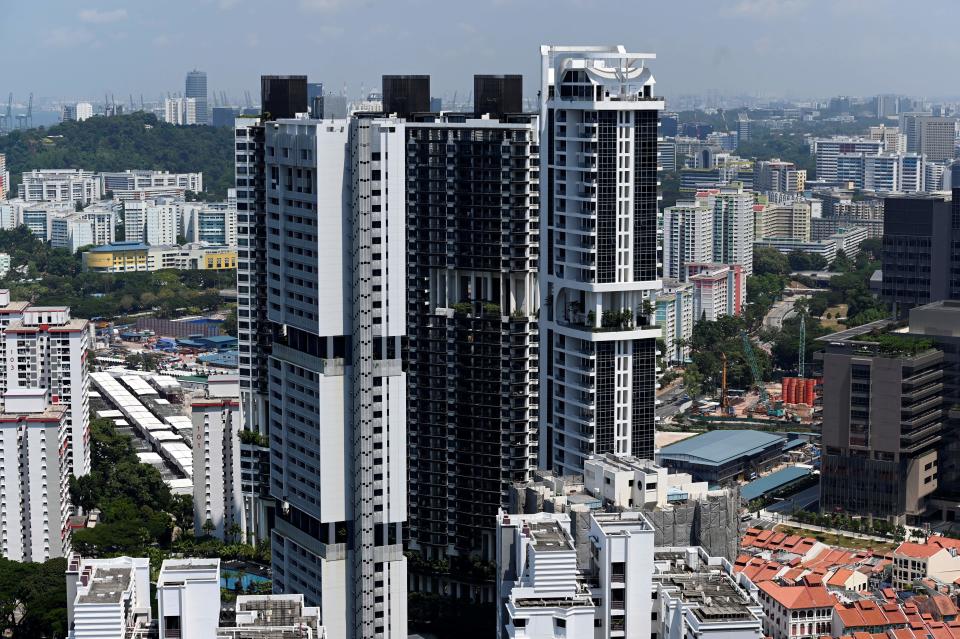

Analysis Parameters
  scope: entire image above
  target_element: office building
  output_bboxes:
[818,319,950,524]
[307,82,324,118]
[705,131,738,152]
[737,114,752,142]
[754,201,811,241]
[810,215,881,241]
[65,554,152,639]
[905,115,956,162]
[0,253,9,278]
[183,204,237,246]
[657,280,694,363]
[868,124,907,154]
[100,170,203,200]
[495,510,763,639]
[659,138,677,171]
[755,159,806,193]
[50,214,95,253]
[238,75,407,637]
[540,45,663,476]
[925,161,947,192]
[163,97,198,126]
[811,137,884,183]
[21,203,75,241]
[18,169,103,203]
[192,377,244,542]
[708,184,754,275]
[61,102,94,123]
[185,70,209,125]
[663,200,713,280]
[404,84,540,569]
[880,193,958,315]
[0,389,71,562]
[81,241,236,272]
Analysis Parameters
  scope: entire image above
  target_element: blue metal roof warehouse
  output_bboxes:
[656,430,786,484]
[741,465,813,501]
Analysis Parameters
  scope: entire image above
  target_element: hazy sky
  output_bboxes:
[5,0,960,105]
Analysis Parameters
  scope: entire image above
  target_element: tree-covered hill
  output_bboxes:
[0,112,233,198]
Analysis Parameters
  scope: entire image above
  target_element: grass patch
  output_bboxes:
[773,524,898,553]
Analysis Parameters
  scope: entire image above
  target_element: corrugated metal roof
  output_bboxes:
[742,466,812,501]
[657,429,785,466]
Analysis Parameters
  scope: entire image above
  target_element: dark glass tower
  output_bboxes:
[185,70,208,125]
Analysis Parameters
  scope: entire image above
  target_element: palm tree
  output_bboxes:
[202,518,216,538]
[227,522,242,544]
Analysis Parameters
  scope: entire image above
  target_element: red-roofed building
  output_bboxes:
[894,540,960,588]
[734,556,784,584]
[757,581,836,639]
[832,600,909,636]
[826,567,868,592]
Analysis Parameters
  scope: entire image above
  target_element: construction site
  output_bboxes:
[697,324,822,427]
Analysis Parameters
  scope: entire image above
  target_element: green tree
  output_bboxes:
[831,248,853,272]
[753,246,791,277]
[788,250,828,272]
[0,112,234,198]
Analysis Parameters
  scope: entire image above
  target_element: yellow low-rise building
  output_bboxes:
[82,242,237,273]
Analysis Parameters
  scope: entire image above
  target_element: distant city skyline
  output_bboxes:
[5,0,960,105]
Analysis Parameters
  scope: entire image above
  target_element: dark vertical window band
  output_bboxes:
[631,338,656,459]
[633,110,659,282]
[595,342,616,454]
[596,111,618,284]
[547,108,555,278]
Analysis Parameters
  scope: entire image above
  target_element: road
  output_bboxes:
[656,383,689,421]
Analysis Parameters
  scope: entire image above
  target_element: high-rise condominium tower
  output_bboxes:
[238,76,407,639]
[404,75,540,571]
[185,70,208,125]
[539,46,664,476]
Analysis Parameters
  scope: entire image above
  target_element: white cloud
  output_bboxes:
[78,8,128,24]
[730,0,807,18]
[44,26,95,47]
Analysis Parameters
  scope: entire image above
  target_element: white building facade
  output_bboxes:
[0,389,70,562]
[663,201,713,281]
[18,169,104,204]
[192,394,245,541]
[540,45,664,476]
